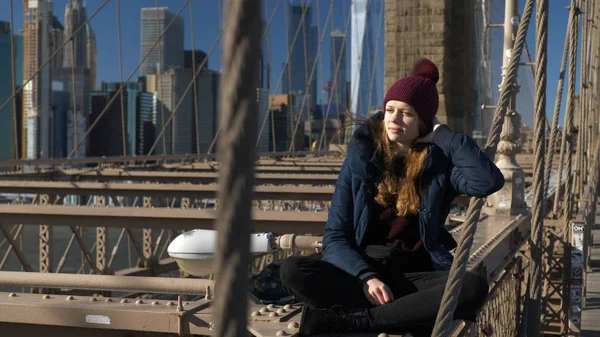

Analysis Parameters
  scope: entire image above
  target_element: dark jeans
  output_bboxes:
[279,255,488,332]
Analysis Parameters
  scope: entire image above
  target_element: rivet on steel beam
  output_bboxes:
[151,301,159,305]
[277,308,286,315]
[105,298,113,303]
[90,297,98,302]
[377,333,389,337]
[269,312,279,317]
[267,304,275,310]
[251,311,261,316]
[8,293,17,297]
[42,295,51,299]
[259,308,269,314]
[177,295,183,312]
[120,299,129,304]
[287,322,300,329]
[66,296,75,301]
[135,299,144,305]
[166,301,175,306]
[283,304,293,310]
[276,330,289,336]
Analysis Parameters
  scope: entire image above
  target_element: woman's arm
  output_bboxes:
[322,160,378,281]
[429,124,505,197]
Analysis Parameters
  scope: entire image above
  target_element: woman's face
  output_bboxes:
[384,100,421,145]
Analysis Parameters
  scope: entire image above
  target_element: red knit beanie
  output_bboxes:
[383,58,440,132]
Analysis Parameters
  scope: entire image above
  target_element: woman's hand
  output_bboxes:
[415,117,442,144]
[362,277,394,306]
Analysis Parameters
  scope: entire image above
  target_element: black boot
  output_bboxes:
[298,305,371,336]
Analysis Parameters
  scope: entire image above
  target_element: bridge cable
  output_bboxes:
[431,0,536,334]
[265,0,277,154]
[117,0,126,156]
[544,5,575,203]
[527,0,548,334]
[211,0,261,335]
[553,2,580,219]
[156,0,167,154]
[68,1,80,159]
[8,0,18,161]
[189,0,201,155]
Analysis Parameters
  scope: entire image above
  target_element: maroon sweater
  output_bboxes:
[365,203,424,252]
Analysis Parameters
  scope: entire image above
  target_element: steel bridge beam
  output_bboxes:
[0,181,336,200]
[0,151,341,169]
[0,205,328,234]
[0,170,341,185]
[0,271,213,295]
[0,169,544,186]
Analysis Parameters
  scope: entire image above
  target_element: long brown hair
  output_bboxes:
[342,111,429,216]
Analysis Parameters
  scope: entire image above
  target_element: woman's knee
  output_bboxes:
[279,256,311,290]
[461,272,489,306]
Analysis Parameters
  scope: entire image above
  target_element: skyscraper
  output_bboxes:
[86,22,97,91]
[0,22,19,160]
[256,88,270,152]
[88,91,127,157]
[184,50,208,72]
[51,81,70,158]
[49,14,64,69]
[23,0,53,159]
[154,68,194,155]
[259,20,270,90]
[282,1,318,112]
[350,0,379,118]
[194,69,221,154]
[140,7,184,76]
[137,90,155,156]
[330,30,348,109]
[63,0,87,69]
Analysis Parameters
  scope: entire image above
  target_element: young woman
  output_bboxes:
[279,58,505,336]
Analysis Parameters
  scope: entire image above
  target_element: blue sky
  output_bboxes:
[0,0,580,125]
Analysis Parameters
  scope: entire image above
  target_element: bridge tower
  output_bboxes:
[384,0,475,135]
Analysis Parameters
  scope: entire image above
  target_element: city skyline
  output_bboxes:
[0,0,376,107]
[0,1,581,131]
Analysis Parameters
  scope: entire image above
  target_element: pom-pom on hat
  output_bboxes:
[383,58,440,132]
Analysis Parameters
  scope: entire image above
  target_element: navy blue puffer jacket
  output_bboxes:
[321,113,505,281]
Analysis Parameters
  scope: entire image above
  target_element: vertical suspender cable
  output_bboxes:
[431,0,536,335]
[545,7,575,201]
[212,0,260,336]
[117,0,126,156]
[189,0,200,156]
[527,0,548,335]
[9,0,18,161]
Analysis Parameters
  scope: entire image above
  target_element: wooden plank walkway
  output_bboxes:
[581,214,600,336]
